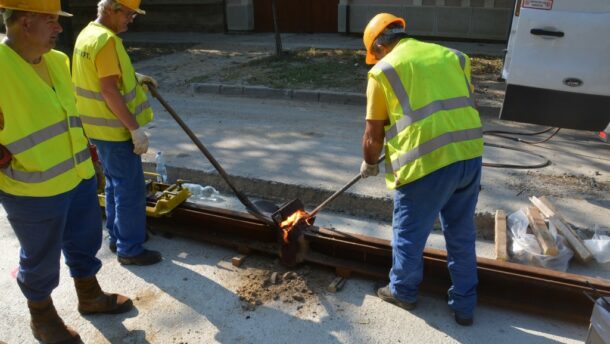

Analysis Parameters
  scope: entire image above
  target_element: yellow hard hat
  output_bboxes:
[116,0,146,15]
[363,13,406,65]
[0,0,72,17]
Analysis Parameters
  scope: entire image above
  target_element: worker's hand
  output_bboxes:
[0,144,12,169]
[360,160,379,179]
[135,72,158,91]
[130,128,149,155]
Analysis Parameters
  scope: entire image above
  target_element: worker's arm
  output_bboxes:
[99,76,148,154]
[362,120,385,164]
[360,77,388,178]
[99,75,139,130]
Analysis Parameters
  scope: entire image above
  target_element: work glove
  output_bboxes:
[135,72,158,91]
[360,160,379,179]
[130,128,149,155]
[0,144,12,169]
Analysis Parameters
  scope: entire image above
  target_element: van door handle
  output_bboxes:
[530,29,564,37]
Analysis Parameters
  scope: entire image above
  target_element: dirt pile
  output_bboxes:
[236,264,322,311]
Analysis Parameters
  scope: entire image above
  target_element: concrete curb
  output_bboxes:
[190,82,501,117]
[191,83,366,106]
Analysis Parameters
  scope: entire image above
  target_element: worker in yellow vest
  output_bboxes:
[72,0,161,265]
[0,1,133,342]
[360,13,484,326]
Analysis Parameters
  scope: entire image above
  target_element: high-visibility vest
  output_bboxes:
[369,38,483,190]
[0,45,94,197]
[72,22,153,141]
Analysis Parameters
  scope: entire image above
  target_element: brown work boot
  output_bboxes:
[74,276,133,315]
[28,297,81,344]
[377,285,417,310]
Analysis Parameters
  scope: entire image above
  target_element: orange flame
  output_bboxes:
[280,209,310,244]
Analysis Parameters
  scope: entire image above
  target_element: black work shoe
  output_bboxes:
[118,249,162,266]
[109,242,117,254]
[377,285,416,310]
[454,313,474,326]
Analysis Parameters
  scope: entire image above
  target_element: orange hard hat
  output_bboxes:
[116,0,146,15]
[363,13,406,65]
[0,0,72,17]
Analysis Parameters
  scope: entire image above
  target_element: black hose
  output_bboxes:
[482,127,559,169]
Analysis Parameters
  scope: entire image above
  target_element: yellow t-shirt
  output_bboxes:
[365,77,388,121]
[95,38,121,78]
[0,57,53,130]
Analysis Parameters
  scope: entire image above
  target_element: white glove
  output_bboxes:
[360,160,379,179]
[135,72,158,90]
[130,128,149,155]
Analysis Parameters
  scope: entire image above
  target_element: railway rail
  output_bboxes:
[146,201,610,325]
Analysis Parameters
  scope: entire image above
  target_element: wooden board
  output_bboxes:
[494,210,508,261]
[526,207,558,256]
[549,217,594,263]
[530,196,593,263]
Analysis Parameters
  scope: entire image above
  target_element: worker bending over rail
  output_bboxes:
[360,13,484,326]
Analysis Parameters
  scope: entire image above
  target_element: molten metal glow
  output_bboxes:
[280,209,310,244]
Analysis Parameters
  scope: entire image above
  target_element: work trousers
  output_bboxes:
[390,157,482,318]
[0,177,102,301]
[91,139,146,257]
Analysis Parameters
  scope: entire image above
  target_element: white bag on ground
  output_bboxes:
[507,209,574,271]
[584,232,610,264]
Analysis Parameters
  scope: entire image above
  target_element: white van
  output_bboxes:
[500,0,610,132]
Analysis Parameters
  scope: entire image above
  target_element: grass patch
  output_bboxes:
[471,56,503,75]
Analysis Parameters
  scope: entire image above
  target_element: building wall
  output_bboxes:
[1,0,515,41]
[68,0,224,35]
[338,0,515,41]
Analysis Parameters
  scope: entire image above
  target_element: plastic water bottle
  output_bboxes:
[200,185,220,200]
[183,183,221,202]
[155,151,168,183]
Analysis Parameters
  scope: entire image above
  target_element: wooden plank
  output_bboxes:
[327,276,346,293]
[231,254,247,267]
[494,210,509,261]
[549,217,594,263]
[530,196,593,262]
[526,207,558,256]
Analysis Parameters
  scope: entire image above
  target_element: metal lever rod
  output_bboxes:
[309,155,385,218]
[148,86,275,227]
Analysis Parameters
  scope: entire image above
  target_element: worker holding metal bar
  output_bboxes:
[360,13,484,326]
[72,0,162,265]
[0,0,133,342]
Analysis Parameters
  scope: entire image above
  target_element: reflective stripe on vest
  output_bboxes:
[76,86,137,103]
[1,147,90,183]
[384,127,482,172]
[379,49,476,141]
[4,118,82,154]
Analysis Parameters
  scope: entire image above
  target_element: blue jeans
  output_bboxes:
[390,157,481,318]
[91,139,146,257]
[0,177,102,301]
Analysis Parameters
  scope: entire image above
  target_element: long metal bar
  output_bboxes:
[148,201,610,325]
[149,87,274,227]
[309,155,384,217]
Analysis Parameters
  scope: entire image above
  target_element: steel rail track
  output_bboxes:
[147,201,610,325]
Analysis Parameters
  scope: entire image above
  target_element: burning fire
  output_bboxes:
[279,209,311,244]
